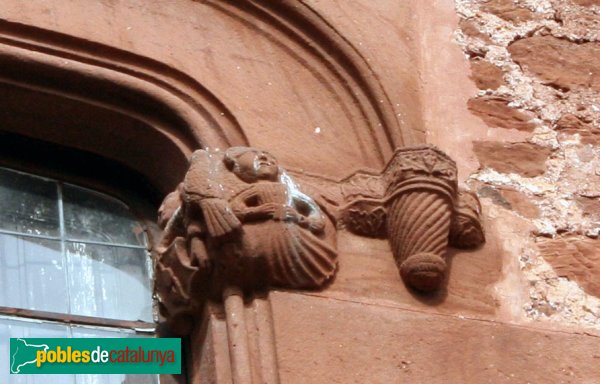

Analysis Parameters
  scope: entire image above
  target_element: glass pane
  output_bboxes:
[72,327,159,384]
[0,234,67,313]
[0,168,59,237]
[66,243,153,322]
[0,317,75,384]
[70,326,138,338]
[63,185,146,246]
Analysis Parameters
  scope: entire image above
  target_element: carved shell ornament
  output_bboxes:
[155,146,338,334]
[155,144,484,334]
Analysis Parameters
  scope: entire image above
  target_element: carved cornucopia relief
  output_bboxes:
[339,145,485,292]
[155,145,485,334]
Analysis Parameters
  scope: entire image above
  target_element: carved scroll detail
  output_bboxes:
[450,190,486,249]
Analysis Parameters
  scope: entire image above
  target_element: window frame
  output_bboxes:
[0,165,158,333]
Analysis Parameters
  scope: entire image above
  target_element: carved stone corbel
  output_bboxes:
[155,147,338,383]
[339,145,485,292]
[155,146,338,335]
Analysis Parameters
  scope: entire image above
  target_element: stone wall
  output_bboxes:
[1,1,599,382]
[455,0,600,328]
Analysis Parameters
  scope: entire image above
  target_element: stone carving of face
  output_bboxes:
[228,148,279,182]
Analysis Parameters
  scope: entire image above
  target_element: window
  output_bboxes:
[0,167,159,384]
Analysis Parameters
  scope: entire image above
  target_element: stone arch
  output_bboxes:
[0,19,248,194]
[0,0,415,187]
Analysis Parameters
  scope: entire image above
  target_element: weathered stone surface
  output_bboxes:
[469,60,505,90]
[480,0,536,23]
[553,6,600,43]
[272,291,600,384]
[500,188,540,219]
[577,196,600,222]
[572,0,600,6]
[509,36,600,92]
[459,19,492,43]
[477,186,512,210]
[556,114,591,131]
[323,229,502,317]
[473,141,552,177]
[457,0,600,329]
[538,237,600,297]
[468,96,537,131]
[477,186,540,218]
[555,114,600,146]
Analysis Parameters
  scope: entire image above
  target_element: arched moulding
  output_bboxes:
[0,19,248,194]
[203,0,406,166]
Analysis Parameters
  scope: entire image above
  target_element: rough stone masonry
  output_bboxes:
[455,0,600,328]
